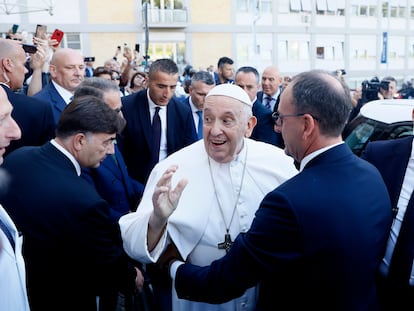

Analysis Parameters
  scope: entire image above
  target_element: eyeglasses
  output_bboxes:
[271,112,305,126]
[272,111,319,126]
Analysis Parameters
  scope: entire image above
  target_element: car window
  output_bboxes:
[388,124,413,139]
[345,122,375,156]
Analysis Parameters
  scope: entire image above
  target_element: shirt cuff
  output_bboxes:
[170,260,184,279]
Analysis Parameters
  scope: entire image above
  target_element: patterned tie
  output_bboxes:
[265,96,274,110]
[388,190,414,284]
[151,107,161,167]
[0,217,15,251]
[196,110,203,140]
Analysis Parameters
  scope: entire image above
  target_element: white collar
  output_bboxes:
[51,81,74,104]
[50,139,81,176]
[300,142,344,171]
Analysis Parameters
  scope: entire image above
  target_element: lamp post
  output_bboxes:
[142,1,150,71]
[251,0,260,68]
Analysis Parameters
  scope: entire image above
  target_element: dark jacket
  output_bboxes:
[175,144,392,311]
[120,90,197,184]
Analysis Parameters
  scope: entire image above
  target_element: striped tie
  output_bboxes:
[265,97,274,110]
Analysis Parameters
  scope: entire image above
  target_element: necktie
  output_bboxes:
[265,96,274,110]
[111,142,119,167]
[151,107,161,167]
[388,190,414,284]
[196,110,203,140]
[0,217,15,251]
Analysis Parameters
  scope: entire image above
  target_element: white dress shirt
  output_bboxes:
[0,205,30,310]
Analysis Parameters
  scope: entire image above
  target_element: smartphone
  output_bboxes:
[12,24,19,34]
[35,24,47,38]
[50,29,64,47]
[135,44,140,53]
[22,44,37,54]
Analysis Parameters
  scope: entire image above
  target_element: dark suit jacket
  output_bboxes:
[1,85,55,156]
[175,144,392,311]
[32,81,67,125]
[361,136,413,213]
[253,91,284,148]
[1,142,129,310]
[182,97,199,138]
[361,136,413,309]
[81,143,144,221]
[120,90,197,184]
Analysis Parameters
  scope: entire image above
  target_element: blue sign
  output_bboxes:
[381,32,388,64]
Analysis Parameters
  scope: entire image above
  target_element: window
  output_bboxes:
[65,33,81,50]
[289,40,309,61]
[290,0,301,12]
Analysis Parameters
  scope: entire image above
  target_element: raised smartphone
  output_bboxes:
[12,24,19,34]
[35,24,47,38]
[50,29,64,47]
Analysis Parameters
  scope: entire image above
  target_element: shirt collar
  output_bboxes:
[52,81,74,104]
[299,142,344,172]
[50,139,81,176]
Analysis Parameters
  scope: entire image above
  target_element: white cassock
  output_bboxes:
[0,205,30,311]
[120,138,298,311]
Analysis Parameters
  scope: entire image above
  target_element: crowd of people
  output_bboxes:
[0,29,412,311]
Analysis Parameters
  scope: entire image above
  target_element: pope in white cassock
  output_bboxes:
[119,83,298,311]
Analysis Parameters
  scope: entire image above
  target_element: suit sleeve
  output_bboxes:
[174,189,301,303]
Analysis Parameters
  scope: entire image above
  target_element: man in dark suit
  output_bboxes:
[32,48,85,125]
[75,77,146,310]
[235,66,283,147]
[0,96,133,311]
[255,65,285,148]
[120,58,197,185]
[361,110,414,310]
[182,70,215,140]
[152,70,393,310]
[0,38,55,157]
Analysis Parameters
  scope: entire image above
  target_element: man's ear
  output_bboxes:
[73,132,86,151]
[244,116,257,138]
[302,113,317,140]
[1,58,13,72]
[49,64,57,78]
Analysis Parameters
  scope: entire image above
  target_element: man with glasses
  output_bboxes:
[151,70,392,310]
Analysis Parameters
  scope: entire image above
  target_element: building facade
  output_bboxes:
[1,0,414,89]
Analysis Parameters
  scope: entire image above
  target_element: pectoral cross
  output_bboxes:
[218,232,233,253]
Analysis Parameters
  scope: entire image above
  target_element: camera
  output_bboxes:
[361,78,390,103]
[22,44,37,54]
[84,57,95,62]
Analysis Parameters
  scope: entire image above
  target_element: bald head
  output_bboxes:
[0,38,21,57]
[0,38,28,90]
[49,48,85,92]
[261,66,282,96]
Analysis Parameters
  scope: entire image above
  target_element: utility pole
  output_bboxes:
[251,0,260,68]
[142,1,150,71]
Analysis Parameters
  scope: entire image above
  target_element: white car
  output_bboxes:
[342,99,414,156]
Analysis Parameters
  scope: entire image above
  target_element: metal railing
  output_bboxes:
[146,8,188,25]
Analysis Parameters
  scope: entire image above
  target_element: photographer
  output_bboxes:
[378,76,397,100]
[348,76,396,122]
